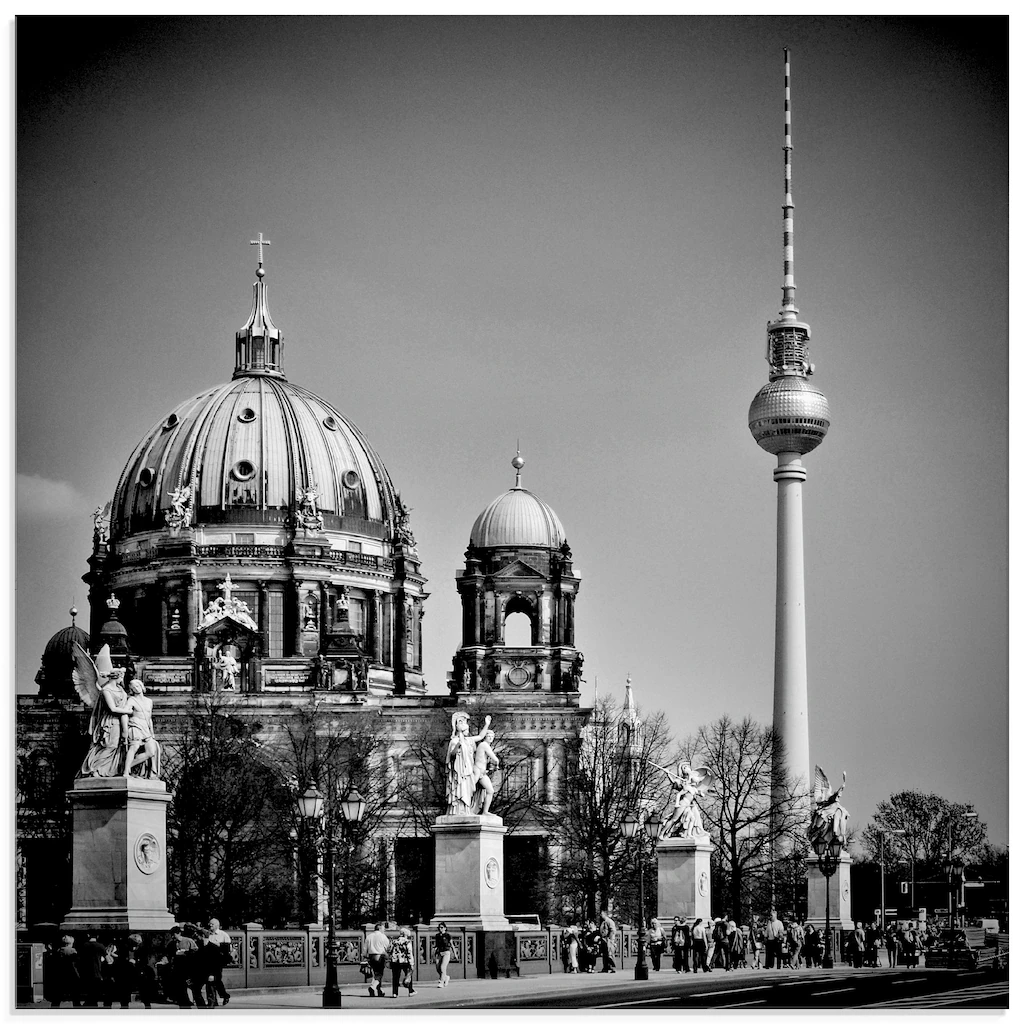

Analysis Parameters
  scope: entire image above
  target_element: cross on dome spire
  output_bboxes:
[250,232,271,278]
[217,575,236,602]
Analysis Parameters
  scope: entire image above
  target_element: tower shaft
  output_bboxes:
[771,453,810,802]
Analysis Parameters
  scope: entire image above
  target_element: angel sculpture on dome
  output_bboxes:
[807,765,849,849]
[73,643,160,779]
[296,485,324,531]
[92,501,111,547]
[166,484,193,531]
[653,760,715,840]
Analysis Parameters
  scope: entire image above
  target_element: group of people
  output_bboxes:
[558,912,622,974]
[44,919,233,1009]
[362,921,417,997]
[847,920,934,969]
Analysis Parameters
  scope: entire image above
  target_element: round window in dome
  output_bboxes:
[138,468,155,487]
[238,407,257,423]
[163,413,179,430]
[232,460,257,482]
[323,415,338,431]
[342,469,360,490]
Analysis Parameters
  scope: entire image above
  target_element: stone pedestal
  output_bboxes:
[61,777,176,933]
[657,836,713,923]
[805,852,854,931]
[430,814,509,930]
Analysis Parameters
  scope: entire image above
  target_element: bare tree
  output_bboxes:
[679,715,807,923]
[541,694,673,924]
[163,694,295,926]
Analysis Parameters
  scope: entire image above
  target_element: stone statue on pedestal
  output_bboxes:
[807,765,849,848]
[73,643,161,779]
[446,712,497,815]
[654,761,715,839]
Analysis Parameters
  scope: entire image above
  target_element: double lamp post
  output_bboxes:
[297,783,367,1008]
[810,832,844,969]
[620,809,662,981]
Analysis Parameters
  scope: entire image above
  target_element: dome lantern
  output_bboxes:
[234,232,284,379]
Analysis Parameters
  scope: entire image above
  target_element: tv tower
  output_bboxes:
[748,48,830,807]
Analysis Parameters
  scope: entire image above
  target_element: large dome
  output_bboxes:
[110,377,400,541]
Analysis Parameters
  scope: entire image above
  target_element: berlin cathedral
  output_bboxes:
[16,249,592,930]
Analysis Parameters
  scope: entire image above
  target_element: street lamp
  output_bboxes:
[945,811,977,966]
[811,833,843,969]
[297,782,366,1007]
[619,809,662,981]
[878,828,905,932]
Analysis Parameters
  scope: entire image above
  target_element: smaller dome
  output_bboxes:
[470,487,566,550]
[43,625,90,665]
[749,376,830,456]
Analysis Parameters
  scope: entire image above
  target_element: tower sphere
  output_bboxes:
[748,376,830,456]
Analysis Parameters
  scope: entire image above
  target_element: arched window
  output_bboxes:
[503,611,532,647]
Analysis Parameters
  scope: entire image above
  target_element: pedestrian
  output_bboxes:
[126,933,158,1009]
[851,921,866,969]
[900,922,918,970]
[691,918,710,972]
[205,918,232,1006]
[433,921,453,987]
[727,920,742,971]
[565,926,580,973]
[710,918,727,970]
[670,916,687,973]
[388,926,415,997]
[102,937,135,1008]
[166,925,200,1007]
[48,935,82,1008]
[581,920,600,973]
[647,918,666,972]
[764,910,785,969]
[79,932,107,1006]
[599,911,617,973]
[788,919,803,969]
[885,923,899,968]
[365,921,390,997]
[750,922,763,969]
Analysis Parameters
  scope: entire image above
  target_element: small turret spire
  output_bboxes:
[512,444,524,489]
[235,234,285,379]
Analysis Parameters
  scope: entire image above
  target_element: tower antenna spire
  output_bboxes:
[781,46,797,321]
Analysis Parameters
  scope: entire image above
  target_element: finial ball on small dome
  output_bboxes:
[512,454,525,471]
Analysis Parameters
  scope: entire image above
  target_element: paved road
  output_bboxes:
[21,965,1008,1011]
[205,965,1008,1011]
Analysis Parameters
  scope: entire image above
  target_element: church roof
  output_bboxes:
[109,247,402,542]
[469,453,565,550]
[42,624,89,665]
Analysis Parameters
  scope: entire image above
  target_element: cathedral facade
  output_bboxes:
[16,252,590,930]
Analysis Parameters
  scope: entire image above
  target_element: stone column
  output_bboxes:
[62,778,176,933]
[188,570,201,654]
[656,836,713,923]
[431,814,510,931]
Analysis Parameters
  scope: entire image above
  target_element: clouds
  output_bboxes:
[17,474,93,519]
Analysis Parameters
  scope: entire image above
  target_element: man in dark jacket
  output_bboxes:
[79,933,107,1007]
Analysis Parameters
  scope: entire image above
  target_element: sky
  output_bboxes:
[15,16,1009,848]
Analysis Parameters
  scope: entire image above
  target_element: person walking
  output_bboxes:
[78,933,107,1007]
[165,926,200,1008]
[670,916,688,973]
[205,918,232,1006]
[788,919,803,969]
[691,918,710,972]
[851,921,866,968]
[48,936,82,1008]
[582,920,600,973]
[599,911,618,973]
[750,922,763,969]
[388,926,415,996]
[365,922,391,997]
[565,926,580,973]
[646,918,666,972]
[764,911,785,969]
[885,922,899,968]
[434,921,453,987]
